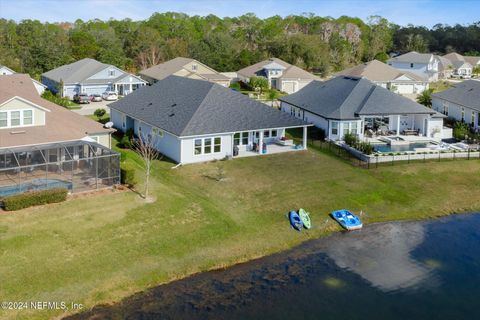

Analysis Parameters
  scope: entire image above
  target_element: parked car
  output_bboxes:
[90,93,102,102]
[102,91,118,101]
[73,93,90,104]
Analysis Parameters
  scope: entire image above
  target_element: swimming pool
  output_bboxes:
[0,179,72,198]
[373,142,434,153]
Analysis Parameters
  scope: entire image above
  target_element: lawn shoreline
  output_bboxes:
[65,209,477,319]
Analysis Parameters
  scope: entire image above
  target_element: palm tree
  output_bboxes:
[416,89,433,108]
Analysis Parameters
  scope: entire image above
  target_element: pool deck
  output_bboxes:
[365,135,437,144]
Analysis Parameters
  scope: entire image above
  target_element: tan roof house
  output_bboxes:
[0,74,119,196]
[139,57,231,87]
[336,60,429,95]
[442,52,475,78]
[237,58,318,94]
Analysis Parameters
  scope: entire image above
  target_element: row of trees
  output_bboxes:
[1,13,479,79]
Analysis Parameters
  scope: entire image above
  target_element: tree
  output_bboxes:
[268,90,280,108]
[133,134,160,200]
[473,65,480,77]
[416,89,433,107]
[249,76,269,94]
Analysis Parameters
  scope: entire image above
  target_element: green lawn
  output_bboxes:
[1,143,480,319]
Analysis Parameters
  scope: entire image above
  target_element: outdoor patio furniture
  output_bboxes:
[276,138,294,146]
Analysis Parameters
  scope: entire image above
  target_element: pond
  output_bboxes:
[67,214,480,320]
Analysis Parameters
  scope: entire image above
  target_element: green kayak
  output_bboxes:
[298,208,311,229]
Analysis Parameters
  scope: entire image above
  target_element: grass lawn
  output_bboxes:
[1,142,480,319]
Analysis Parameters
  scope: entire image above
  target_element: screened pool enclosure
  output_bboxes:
[0,141,120,198]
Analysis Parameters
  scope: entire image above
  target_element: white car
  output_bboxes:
[102,91,118,101]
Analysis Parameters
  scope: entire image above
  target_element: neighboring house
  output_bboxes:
[432,80,480,128]
[279,76,447,141]
[0,74,119,196]
[109,76,310,164]
[41,58,147,99]
[387,51,439,82]
[139,57,231,87]
[442,52,473,78]
[335,59,429,95]
[436,55,454,79]
[0,65,47,95]
[237,58,318,94]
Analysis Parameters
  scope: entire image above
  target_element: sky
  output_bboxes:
[0,0,479,27]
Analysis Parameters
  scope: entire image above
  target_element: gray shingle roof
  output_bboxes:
[432,80,480,111]
[237,58,318,80]
[109,76,308,137]
[336,59,426,82]
[279,76,437,120]
[42,58,108,84]
[388,51,435,64]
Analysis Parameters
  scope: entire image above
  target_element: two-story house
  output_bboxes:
[1,65,47,95]
[139,57,231,87]
[387,52,439,82]
[237,58,318,94]
[443,53,474,79]
[41,58,147,99]
[0,74,119,197]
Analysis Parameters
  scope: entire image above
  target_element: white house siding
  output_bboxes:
[396,83,415,94]
[389,61,438,82]
[280,79,312,94]
[33,81,46,95]
[180,134,233,164]
[432,97,479,129]
[88,133,111,148]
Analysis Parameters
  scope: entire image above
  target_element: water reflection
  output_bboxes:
[323,222,435,292]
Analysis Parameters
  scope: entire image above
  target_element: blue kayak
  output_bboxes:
[330,209,363,230]
[289,210,303,231]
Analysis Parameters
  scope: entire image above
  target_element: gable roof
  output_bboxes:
[443,52,465,62]
[237,58,318,80]
[279,76,438,120]
[109,76,308,137]
[139,57,229,82]
[436,55,454,72]
[388,51,435,64]
[336,60,425,82]
[432,80,480,111]
[465,56,480,66]
[0,74,112,148]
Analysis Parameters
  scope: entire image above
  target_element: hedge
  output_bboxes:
[2,188,68,211]
[120,162,137,187]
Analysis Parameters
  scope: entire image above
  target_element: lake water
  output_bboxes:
[67,214,480,320]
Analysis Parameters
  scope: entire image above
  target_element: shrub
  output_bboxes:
[94,108,106,118]
[453,122,470,140]
[229,82,241,91]
[3,188,68,211]
[120,134,132,149]
[358,142,374,155]
[343,132,358,146]
[41,90,71,108]
[120,162,137,187]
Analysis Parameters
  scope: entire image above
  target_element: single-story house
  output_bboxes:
[387,51,439,82]
[41,58,147,98]
[442,52,473,78]
[432,80,480,128]
[0,74,119,196]
[237,58,318,94]
[336,59,429,94]
[279,76,447,141]
[436,55,454,79]
[109,76,310,164]
[1,65,47,95]
[139,57,231,87]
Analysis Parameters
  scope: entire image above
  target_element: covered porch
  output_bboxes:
[362,114,431,138]
[232,126,309,157]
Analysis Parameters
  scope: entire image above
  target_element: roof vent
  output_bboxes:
[171,103,177,107]
[169,113,175,117]
[148,102,153,106]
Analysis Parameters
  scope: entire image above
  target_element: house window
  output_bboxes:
[191,64,197,71]
[443,104,448,116]
[109,69,115,77]
[214,137,221,152]
[194,139,202,155]
[461,108,465,122]
[23,110,33,125]
[0,112,7,127]
[271,129,277,137]
[234,132,248,146]
[264,130,270,138]
[351,121,358,134]
[410,63,414,68]
[10,111,20,126]
[152,127,164,138]
[122,115,126,128]
[204,138,212,154]
[472,112,475,127]
[331,121,338,135]
[343,123,349,136]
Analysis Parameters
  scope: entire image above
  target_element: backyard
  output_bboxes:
[1,141,480,319]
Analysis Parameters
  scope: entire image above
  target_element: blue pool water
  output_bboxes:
[0,179,72,198]
[374,142,431,153]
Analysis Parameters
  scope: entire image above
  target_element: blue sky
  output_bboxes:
[0,0,479,27]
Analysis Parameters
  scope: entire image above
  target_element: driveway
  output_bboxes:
[72,100,113,116]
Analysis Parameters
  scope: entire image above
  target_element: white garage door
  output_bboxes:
[282,81,296,94]
[397,84,414,94]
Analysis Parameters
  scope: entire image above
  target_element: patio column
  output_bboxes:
[396,115,400,135]
[129,83,132,94]
[259,131,264,154]
[302,126,308,149]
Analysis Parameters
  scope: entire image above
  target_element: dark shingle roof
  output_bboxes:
[109,76,308,137]
[279,76,437,120]
[432,80,480,111]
